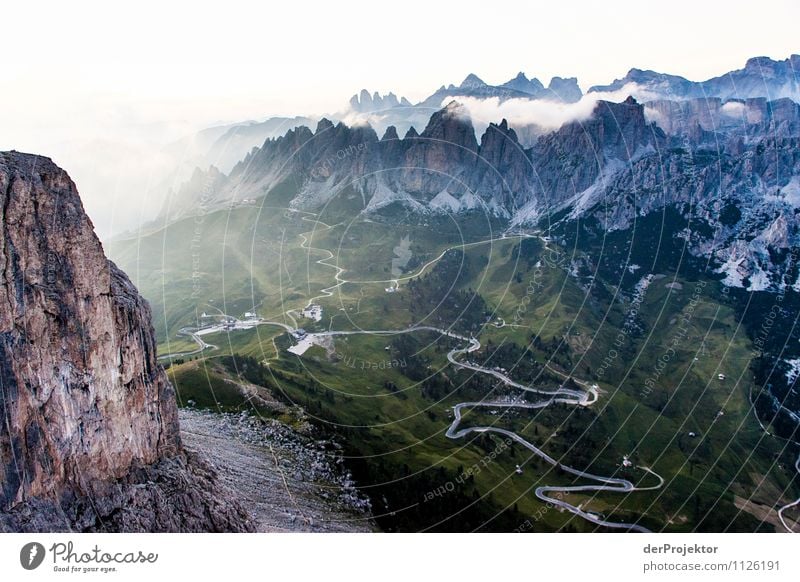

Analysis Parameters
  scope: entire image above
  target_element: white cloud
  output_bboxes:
[441,83,659,132]
[720,101,748,118]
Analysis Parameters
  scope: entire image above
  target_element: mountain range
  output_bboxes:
[590,54,800,101]
[162,92,800,293]
[145,54,800,224]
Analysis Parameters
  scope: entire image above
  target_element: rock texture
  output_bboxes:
[0,151,251,532]
[644,97,800,138]
[179,409,373,532]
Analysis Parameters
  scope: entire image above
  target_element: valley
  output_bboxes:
[109,177,800,532]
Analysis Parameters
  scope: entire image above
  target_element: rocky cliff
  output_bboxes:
[164,97,660,221]
[0,151,251,532]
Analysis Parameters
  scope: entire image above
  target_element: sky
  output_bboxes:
[1,0,798,237]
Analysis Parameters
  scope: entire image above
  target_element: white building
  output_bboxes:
[301,304,323,322]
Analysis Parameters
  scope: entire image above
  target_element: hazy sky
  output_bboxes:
[1,0,798,237]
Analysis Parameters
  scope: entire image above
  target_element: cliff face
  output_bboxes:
[0,151,251,532]
[644,97,800,137]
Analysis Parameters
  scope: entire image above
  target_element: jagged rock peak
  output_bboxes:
[502,72,545,95]
[745,54,800,71]
[546,76,583,102]
[349,90,406,112]
[421,101,476,144]
[315,118,335,134]
[459,73,487,90]
[406,102,479,166]
[381,126,400,141]
[486,118,519,143]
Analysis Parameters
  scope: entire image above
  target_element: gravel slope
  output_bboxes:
[179,409,374,532]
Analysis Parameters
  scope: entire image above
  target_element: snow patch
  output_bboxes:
[785,358,800,385]
[779,176,800,207]
[509,198,540,227]
[429,189,461,212]
[747,268,771,291]
[363,180,427,213]
[716,253,746,288]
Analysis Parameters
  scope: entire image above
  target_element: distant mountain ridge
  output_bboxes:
[113,54,800,240]
[590,54,800,101]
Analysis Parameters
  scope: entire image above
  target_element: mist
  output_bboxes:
[441,83,660,137]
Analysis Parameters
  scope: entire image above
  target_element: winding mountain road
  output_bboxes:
[442,332,660,532]
[295,324,661,532]
[157,328,217,360]
[161,214,664,530]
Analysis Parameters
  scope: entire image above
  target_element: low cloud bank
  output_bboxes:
[443,83,659,132]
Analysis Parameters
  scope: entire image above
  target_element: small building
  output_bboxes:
[301,304,323,322]
[291,328,307,340]
[244,311,257,319]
